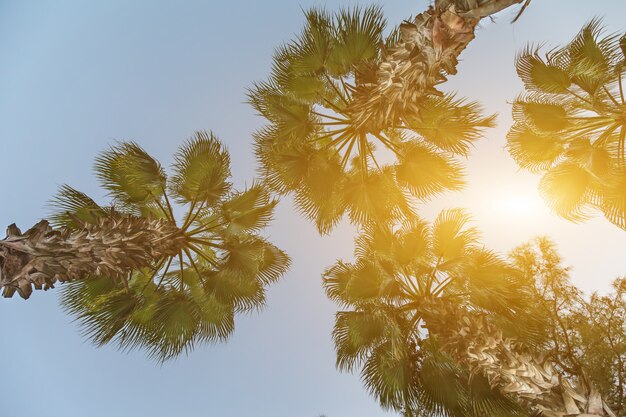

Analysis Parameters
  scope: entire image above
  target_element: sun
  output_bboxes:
[499,194,536,214]
[487,190,544,218]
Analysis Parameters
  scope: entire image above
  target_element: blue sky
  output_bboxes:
[1,1,626,417]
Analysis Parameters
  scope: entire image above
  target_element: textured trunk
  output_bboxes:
[421,298,616,417]
[349,0,526,132]
[0,215,186,299]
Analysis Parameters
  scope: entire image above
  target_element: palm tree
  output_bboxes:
[507,19,626,230]
[324,210,616,416]
[249,2,530,232]
[0,131,289,361]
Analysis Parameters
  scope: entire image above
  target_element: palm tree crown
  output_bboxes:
[249,5,497,233]
[0,131,289,361]
[508,19,626,230]
[324,209,539,416]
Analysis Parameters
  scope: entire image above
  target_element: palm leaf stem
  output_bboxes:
[316,121,350,126]
[339,136,358,169]
[372,132,402,156]
[188,237,226,250]
[338,76,354,97]
[566,88,594,106]
[181,198,199,230]
[618,69,625,104]
[311,111,347,122]
[320,96,345,114]
[154,255,174,292]
[177,250,185,290]
[141,259,166,292]
[149,194,173,222]
[161,185,177,225]
[324,129,352,150]
[188,244,220,269]
[324,73,349,106]
[183,247,205,286]
[603,86,621,107]
[592,123,619,147]
[617,126,626,163]
[308,128,348,144]
[182,201,206,231]
[186,220,228,236]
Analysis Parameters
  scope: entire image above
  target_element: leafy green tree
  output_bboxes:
[508,19,626,229]
[511,238,626,416]
[0,131,289,361]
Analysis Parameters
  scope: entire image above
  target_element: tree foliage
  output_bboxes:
[508,20,626,230]
[50,131,290,361]
[323,210,540,416]
[511,238,626,416]
[249,6,495,233]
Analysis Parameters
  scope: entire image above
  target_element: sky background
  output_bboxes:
[1,1,626,417]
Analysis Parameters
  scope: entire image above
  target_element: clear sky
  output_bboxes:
[1,1,626,417]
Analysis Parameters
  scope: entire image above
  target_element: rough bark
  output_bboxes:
[0,215,185,299]
[421,298,617,417]
[348,0,527,132]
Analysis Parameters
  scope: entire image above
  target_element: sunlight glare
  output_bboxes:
[487,190,544,219]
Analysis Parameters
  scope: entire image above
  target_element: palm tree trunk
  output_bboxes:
[0,215,186,299]
[420,297,617,417]
[349,0,527,132]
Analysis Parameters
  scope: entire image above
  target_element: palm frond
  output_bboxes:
[512,98,570,132]
[506,123,565,173]
[406,95,496,156]
[221,183,278,234]
[431,209,480,268]
[94,141,166,207]
[361,340,419,413]
[566,18,619,94]
[538,162,593,222]
[48,185,108,229]
[333,308,389,371]
[516,46,571,94]
[342,167,414,225]
[327,5,385,75]
[169,131,231,206]
[395,142,465,200]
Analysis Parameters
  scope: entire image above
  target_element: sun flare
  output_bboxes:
[488,190,544,218]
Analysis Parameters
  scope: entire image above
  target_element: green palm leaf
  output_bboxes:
[94,141,166,207]
[406,95,496,156]
[221,184,278,234]
[49,184,109,229]
[169,131,231,206]
[506,124,565,172]
[516,47,571,94]
[539,162,593,222]
[395,142,465,200]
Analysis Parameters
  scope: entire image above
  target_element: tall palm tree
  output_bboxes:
[507,19,626,230]
[249,2,530,232]
[0,131,289,361]
[324,210,616,416]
